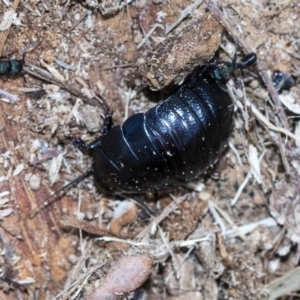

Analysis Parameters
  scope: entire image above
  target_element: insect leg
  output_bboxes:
[88,109,113,150]
[131,196,156,217]
[95,92,113,135]
[102,113,113,135]
[65,134,89,153]
[22,39,40,57]
[30,168,93,218]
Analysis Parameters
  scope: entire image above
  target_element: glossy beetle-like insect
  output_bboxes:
[0,41,40,79]
[32,53,257,215]
[0,51,25,77]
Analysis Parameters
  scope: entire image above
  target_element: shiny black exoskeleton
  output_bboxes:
[0,51,25,76]
[32,53,256,216]
[65,53,257,195]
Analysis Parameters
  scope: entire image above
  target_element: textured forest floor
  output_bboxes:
[0,0,300,299]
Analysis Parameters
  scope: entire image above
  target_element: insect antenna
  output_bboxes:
[30,168,93,218]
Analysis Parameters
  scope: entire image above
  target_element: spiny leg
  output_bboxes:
[131,195,156,217]
[30,168,93,218]
[65,134,89,153]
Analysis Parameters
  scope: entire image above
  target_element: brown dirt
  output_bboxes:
[0,0,299,299]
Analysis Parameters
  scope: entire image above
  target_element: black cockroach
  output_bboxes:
[31,52,257,216]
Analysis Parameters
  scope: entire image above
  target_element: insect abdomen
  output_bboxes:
[93,67,233,193]
[144,67,233,182]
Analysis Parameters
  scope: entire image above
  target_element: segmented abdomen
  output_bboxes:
[93,68,233,193]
